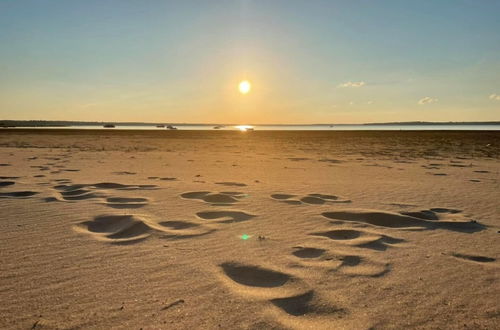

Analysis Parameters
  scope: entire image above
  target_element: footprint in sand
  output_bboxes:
[270,290,346,317]
[181,191,247,205]
[292,247,327,259]
[318,158,343,164]
[103,197,149,209]
[215,181,247,187]
[291,246,390,277]
[310,229,405,251]
[31,165,50,171]
[288,157,310,162]
[74,215,152,244]
[0,181,16,187]
[220,262,294,289]
[53,178,71,183]
[160,177,177,181]
[89,182,158,190]
[48,182,158,203]
[49,188,106,202]
[196,210,255,223]
[271,193,351,205]
[450,253,496,264]
[112,171,137,175]
[0,191,38,198]
[219,262,347,321]
[74,215,214,244]
[321,208,485,233]
[157,220,215,239]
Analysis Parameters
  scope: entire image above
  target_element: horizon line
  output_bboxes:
[1,119,500,126]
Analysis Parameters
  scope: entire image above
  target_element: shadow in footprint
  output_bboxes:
[292,247,326,259]
[0,181,15,187]
[104,197,149,209]
[220,262,291,288]
[91,182,158,190]
[215,181,247,187]
[158,221,200,230]
[452,253,495,263]
[313,230,361,240]
[270,290,346,317]
[0,191,38,198]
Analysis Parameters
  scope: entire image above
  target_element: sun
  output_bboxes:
[238,80,251,94]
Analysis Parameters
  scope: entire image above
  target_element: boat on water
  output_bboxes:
[156,124,165,128]
[103,124,115,128]
[166,125,177,130]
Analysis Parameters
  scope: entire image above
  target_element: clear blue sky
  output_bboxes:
[1,0,499,123]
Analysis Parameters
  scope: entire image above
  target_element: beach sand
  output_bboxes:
[0,129,498,329]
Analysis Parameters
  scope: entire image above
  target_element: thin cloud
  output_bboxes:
[338,81,365,88]
[489,94,500,101]
[418,96,438,105]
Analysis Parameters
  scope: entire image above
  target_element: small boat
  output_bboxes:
[103,124,115,128]
[156,124,165,128]
[213,126,222,129]
[166,125,177,130]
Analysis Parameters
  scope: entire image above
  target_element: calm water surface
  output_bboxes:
[13,124,500,131]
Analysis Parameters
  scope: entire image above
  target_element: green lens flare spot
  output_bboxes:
[240,234,250,240]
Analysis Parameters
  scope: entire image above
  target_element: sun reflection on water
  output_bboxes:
[235,125,254,132]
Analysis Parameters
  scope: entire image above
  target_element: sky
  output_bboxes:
[1,0,499,124]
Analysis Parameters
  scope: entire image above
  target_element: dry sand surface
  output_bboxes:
[0,129,499,329]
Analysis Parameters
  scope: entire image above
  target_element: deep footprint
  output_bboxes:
[270,290,346,317]
[292,247,326,259]
[75,215,152,243]
[220,262,291,288]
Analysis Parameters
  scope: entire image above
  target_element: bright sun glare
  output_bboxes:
[238,80,251,94]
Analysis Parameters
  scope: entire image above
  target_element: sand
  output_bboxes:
[0,129,498,329]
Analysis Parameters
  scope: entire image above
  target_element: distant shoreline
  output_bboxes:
[1,120,499,128]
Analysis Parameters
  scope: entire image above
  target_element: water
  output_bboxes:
[10,124,500,131]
